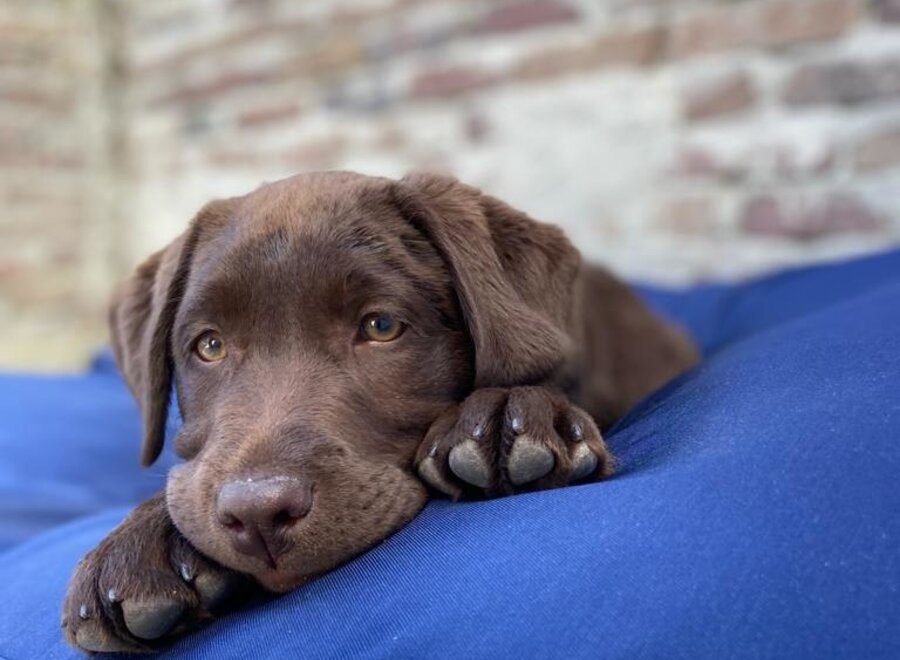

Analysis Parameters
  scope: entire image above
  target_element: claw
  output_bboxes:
[507,438,555,485]
[570,421,584,441]
[448,440,492,488]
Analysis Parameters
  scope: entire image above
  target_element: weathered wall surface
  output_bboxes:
[2,0,900,368]
[0,0,118,368]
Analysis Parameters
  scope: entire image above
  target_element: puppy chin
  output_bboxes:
[253,568,312,593]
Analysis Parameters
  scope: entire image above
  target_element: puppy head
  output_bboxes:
[110,171,579,590]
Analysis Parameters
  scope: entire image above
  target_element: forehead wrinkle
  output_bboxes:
[180,190,456,333]
[236,174,379,240]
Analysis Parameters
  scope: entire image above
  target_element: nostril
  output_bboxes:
[272,509,301,529]
[219,513,244,532]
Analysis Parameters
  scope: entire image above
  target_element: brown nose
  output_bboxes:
[216,476,313,568]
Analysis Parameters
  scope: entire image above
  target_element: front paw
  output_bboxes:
[62,497,244,653]
[415,387,612,499]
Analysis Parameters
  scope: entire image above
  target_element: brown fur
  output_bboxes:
[62,171,698,653]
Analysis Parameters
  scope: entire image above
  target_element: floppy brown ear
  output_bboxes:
[109,199,235,466]
[394,173,582,388]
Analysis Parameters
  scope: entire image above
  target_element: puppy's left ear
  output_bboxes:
[393,173,581,388]
[109,198,236,466]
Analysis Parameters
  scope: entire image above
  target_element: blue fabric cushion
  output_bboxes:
[0,249,898,659]
[636,246,900,353]
[0,370,179,551]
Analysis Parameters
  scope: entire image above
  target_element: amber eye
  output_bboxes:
[194,331,227,362]
[360,312,405,343]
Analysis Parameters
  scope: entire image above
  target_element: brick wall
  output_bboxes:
[2,0,900,369]
[0,0,117,369]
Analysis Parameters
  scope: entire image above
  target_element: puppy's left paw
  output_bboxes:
[415,386,613,499]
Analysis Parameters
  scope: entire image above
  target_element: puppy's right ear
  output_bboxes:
[109,199,236,467]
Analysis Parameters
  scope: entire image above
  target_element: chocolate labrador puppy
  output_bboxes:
[62,171,697,653]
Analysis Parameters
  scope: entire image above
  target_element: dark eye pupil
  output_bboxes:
[373,316,392,333]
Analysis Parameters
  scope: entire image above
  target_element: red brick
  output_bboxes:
[772,146,835,179]
[783,59,900,107]
[668,146,747,183]
[207,149,265,169]
[278,33,366,80]
[0,232,83,267]
[512,44,589,80]
[131,7,200,39]
[0,150,83,170]
[0,41,55,67]
[0,22,66,39]
[373,126,407,151]
[740,193,886,240]
[0,200,84,230]
[669,7,753,59]
[228,0,276,10]
[152,70,272,106]
[1,87,72,113]
[657,197,718,235]
[237,102,302,128]
[512,26,663,80]
[684,71,756,121]
[131,21,309,75]
[669,0,861,59]
[327,0,406,27]
[760,0,862,47]
[410,67,497,99]
[669,146,720,179]
[0,266,83,306]
[473,1,579,34]
[854,126,900,171]
[0,259,22,278]
[592,27,665,67]
[281,136,348,169]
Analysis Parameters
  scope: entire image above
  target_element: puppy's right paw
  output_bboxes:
[62,496,244,654]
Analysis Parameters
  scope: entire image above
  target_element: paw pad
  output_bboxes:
[448,440,492,488]
[122,599,186,640]
[507,439,555,485]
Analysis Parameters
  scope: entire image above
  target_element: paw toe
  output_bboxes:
[570,443,598,481]
[417,456,458,496]
[195,571,238,610]
[122,599,185,640]
[73,621,136,653]
[507,438,555,485]
[448,440,492,488]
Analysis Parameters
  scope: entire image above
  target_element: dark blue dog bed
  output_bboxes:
[1,249,898,659]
